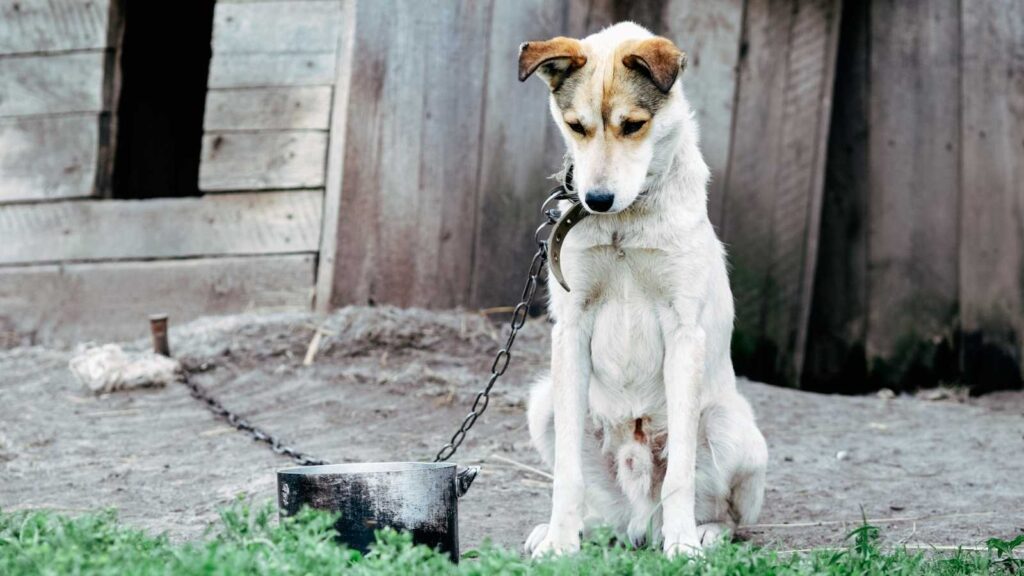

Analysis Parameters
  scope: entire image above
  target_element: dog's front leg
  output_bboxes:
[533,319,591,557]
[659,313,705,557]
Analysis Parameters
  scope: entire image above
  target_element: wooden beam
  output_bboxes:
[866,0,960,384]
[207,53,336,88]
[468,0,566,308]
[332,0,491,308]
[199,131,327,191]
[212,1,341,54]
[722,0,842,387]
[0,254,315,345]
[0,51,106,117]
[203,87,332,131]
[0,114,99,202]
[959,0,1024,390]
[314,0,356,313]
[0,191,322,264]
[0,0,111,55]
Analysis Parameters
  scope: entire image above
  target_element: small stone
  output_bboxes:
[836,450,849,461]
[877,388,896,400]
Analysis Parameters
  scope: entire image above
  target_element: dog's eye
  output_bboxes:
[567,121,586,136]
[621,119,647,136]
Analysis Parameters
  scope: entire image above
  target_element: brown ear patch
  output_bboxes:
[621,37,687,94]
[518,37,587,89]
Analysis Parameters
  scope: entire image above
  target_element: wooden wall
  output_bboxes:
[320,0,841,388]
[0,0,120,201]
[0,0,333,346]
[804,0,1024,392]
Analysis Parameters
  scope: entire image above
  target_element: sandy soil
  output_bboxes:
[1,307,1021,553]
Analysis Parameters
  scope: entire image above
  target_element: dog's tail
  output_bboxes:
[527,373,555,469]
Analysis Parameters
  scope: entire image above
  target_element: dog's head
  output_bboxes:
[519,23,688,215]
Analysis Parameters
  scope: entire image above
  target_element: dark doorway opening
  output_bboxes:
[111,0,216,199]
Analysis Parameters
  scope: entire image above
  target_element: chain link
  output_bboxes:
[433,181,575,462]
[179,367,329,466]
[179,175,577,467]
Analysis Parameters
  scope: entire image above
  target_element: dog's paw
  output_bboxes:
[662,530,701,559]
[523,523,549,554]
[528,526,581,558]
[696,522,731,548]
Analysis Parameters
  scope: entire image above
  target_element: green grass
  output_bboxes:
[1,502,1019,575]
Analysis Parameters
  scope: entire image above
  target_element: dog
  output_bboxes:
[518,22,768,558]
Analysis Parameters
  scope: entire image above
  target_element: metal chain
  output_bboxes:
[433,179,576,462]
[178,174,578,467]
[179,366,329,466]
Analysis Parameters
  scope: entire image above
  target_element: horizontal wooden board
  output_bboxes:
[0,190,322,264]
[206,52,336,88]
[0,114,98,201]
[203,86,332,131]
[199,131,327,191]
[0,254,315,345]
[0,51,106,117]
[212,1,341,54]
[0,0,111,55]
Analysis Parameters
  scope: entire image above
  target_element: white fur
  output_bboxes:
[524,23,768,558]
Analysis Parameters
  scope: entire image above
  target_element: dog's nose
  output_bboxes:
[584,189,615,213]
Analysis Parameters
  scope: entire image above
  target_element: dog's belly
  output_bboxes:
[587,290,668,424]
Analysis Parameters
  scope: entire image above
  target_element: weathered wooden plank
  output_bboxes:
[199,131,327,191]
[802,0,870,393]
[469,0,566,308]
[212,1,341,54]
[866,0,960,386]
[204,87,332,131]
[0,0,111,55]
[661,0,744,228]
[0,51,106,117]
[315,0,355,312]
[959,0,1024,390]
[0,191,322,264]
[333,0,491,308]
[761,0,841,387]
[0,114,98,201]
[207,53,336,88]
[0,254,315,345]
[720,0,796,383]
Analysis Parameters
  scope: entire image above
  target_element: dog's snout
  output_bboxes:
[584,189,615,213]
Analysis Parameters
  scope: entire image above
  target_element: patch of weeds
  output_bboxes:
[0,503,1014,575]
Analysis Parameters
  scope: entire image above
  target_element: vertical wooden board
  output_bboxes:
[661,0,744,228]
[0,114,98,201]
[0,52,107,117]
[0,0,111,54]
[203,87,332,131]
[212,1,341,54]
[469,0,567,307]
[199,131,327,190]
[334,0,491,308]
[867,0,960,384]
[760,0,841,386]
[0,255,315,345]
[719,0,794,381]
[206,53,337,88]
[802,0,870,392]
[959,0,1024,389]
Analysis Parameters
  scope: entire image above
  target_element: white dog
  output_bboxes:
[518,22,768,558]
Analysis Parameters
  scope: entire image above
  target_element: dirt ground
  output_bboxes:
[1,307,1022,553]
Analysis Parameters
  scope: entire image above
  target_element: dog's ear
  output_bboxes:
[518,37,587,90]
[621,37,687,94]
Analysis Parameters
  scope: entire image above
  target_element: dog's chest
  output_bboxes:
[568,236,676,420]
